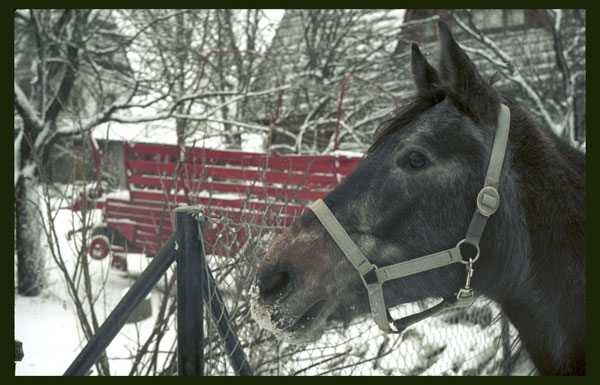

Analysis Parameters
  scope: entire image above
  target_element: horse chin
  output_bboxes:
[279,307,329,344]
[250,290,331,344]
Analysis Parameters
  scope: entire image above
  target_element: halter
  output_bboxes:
[310,104,510,334]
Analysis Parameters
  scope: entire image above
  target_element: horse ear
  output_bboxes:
[436,20,500,125]
[411,43,440,97]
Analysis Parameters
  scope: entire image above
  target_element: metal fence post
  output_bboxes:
[64,206,253,376]
[176,206,253,376]
[63,235,178,376]
[174,207,205,376]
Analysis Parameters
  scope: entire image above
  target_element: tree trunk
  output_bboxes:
[15,172,45,296]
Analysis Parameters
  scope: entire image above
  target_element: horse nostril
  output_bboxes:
[258,267,296,303]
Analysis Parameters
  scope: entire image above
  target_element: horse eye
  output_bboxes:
[402,151,427,170]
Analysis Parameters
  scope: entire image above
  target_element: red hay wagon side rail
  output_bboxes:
[74,140,362,270]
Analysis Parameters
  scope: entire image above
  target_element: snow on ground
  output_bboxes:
[15,289,81,375]
[14,187,173,375]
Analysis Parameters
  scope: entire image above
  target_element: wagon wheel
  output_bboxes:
[89,226,137,271]
[91,226,138,251]
[89,235,111,260]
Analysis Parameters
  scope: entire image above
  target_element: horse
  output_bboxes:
[250,21,585,376]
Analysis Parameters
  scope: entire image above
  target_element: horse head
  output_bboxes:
[251,20,513,342]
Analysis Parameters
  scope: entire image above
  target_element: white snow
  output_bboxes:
[15,292,81,375]
[92,120,266,153]
[14,187,176,375]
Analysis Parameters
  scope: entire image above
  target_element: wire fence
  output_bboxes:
[196,210,535,376]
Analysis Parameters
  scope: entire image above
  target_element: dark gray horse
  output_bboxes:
[251,21,585,376]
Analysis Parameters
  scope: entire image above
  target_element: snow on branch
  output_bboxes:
[14,82,43,131]
[450,11,564,137]
[86,10,192,56]
[173,84,290,116]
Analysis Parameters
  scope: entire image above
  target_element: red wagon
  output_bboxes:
[73,139,362,270]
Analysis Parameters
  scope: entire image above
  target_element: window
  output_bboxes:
[471,9,526,30]
[507,10,525,26]
[472,10,504,29]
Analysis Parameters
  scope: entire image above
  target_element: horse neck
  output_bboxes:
[488,107,586,375]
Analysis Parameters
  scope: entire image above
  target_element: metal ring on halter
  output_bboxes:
[456,239,480,264]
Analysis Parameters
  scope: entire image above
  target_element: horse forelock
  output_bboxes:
[366,93,442,157]
[366,75,505,158]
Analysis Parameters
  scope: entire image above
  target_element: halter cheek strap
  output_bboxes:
[310,104,511,334]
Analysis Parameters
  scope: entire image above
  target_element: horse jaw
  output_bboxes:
[250,218,365,344]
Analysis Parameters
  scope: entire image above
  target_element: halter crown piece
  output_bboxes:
[310,105,511,333]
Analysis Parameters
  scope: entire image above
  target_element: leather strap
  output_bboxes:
[309,104,511,333]
[485,104,511,187]
[311,199,464,332]
[310,199,375,276]
[391,296,458,333]
[465,104,510,246]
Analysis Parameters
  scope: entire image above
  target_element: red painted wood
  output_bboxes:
[106,221,137,245]
[94,142,362,260]
[124,142,362,174]
[106,197,307,218]
[131,224,251,256]
[128,181,329,202]
[125,161,341,189]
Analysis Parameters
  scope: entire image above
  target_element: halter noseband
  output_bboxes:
[310,104,511,334]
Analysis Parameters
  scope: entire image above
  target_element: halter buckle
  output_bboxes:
[361,265,379,286]
[477,186,500,216]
